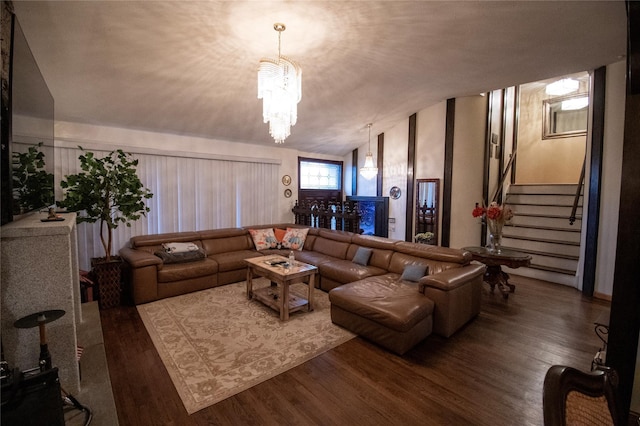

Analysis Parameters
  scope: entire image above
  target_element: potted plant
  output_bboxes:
[12,142,54,215]
[59,147,153,308]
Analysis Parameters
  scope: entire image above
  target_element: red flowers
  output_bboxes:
[472,202,513,223]
[486,204,502,220]
[472,203,485,218]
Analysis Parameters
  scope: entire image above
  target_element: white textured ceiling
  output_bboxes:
[12,1,627,157]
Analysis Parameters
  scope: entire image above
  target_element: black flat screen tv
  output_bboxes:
[1,14,55,225]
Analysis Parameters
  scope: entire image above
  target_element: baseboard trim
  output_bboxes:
[593,291,612,301]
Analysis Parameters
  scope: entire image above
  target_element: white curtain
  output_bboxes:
[55,146,279,270]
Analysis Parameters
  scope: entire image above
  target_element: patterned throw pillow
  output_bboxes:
[248,228,279,251]
[281,227,309,251]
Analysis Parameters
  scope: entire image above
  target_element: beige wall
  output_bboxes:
[516,74,588,184]
[451,95,488,249]
[382,118,410,240]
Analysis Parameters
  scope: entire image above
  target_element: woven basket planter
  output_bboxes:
[91,256,123,309]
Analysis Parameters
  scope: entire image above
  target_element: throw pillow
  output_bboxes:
[274,228,287,243]
[281,227,309,251]
[352,247,373,266]
[248,228,278,251]
[154,248,206,264]
[162,242,199,253]
[401,264,428,282]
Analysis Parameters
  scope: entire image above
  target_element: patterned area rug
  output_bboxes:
[137,279,356,414]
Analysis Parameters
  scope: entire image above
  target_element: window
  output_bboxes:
[299,159,342,190]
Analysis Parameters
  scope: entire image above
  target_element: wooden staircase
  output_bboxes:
[501,184,582,287]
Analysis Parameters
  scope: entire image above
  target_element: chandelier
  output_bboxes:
[360,124,378,180]
[257,23,302,144]
[545,78,579,96]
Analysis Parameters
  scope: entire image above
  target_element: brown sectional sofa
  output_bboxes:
[119,224,485,353]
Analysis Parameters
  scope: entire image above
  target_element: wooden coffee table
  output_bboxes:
[245,255,318,321]
[463,246,532,299]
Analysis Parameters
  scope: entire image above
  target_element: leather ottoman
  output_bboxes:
[329,277,434,355]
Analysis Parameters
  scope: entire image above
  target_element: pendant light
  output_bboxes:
[360,123,378,180]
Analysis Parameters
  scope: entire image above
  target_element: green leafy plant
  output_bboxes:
[59,147,153,261]
[12,142,54,214]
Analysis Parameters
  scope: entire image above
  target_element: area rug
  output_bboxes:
[137,279,356,414]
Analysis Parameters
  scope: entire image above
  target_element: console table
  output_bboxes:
[463,246,532,299]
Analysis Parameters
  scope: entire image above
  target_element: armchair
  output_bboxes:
[542,365,625,426]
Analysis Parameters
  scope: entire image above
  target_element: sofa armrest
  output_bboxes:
[120,247,162,269]
[419,264,485,292]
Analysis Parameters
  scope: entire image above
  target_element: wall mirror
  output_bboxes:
[542,93,589,139]
[415,178,439,245]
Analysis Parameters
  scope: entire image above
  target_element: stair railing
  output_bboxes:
[569,155,586,225]
[490,150,517,204]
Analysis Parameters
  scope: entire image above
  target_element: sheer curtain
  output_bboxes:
[55,146,279,270]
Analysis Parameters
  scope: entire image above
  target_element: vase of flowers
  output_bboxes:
[472,201,513,253]
[414,232,435,244]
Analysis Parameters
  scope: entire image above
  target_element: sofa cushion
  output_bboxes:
[401,264,428,282]
[352,247,373,266]
[281,227,309,251]
[200,230,254,255]
[208,250,262,272]
[248,228,279,251]
[157,258,218,283]
[318,259,386,285]
[130,232,200,249]
[394,241,472,264]
[313,237,350,259]
[295,250,338,267]
[329,278,434,333]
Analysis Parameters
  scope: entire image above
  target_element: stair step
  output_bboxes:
[507,184,582,195]
[503,234,580,246]
[499,245,578,272]
[509,204,581,217]
[503,226,581,243]
[506,223,581,233]
[502,236,581,258]
[504,267,578,287]
[510,215,581,228]
[515,212,582,220]
[506,194,583,205]
[505,247,578,261]
[528,262,576,276]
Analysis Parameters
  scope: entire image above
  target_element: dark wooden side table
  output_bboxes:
[463,246,532,299]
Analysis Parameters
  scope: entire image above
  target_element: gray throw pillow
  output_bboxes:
[352,247,373,266]
[401,264,428,282]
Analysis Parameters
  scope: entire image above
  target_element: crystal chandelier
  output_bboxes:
[360,124,378,180]
[257,23,302,144]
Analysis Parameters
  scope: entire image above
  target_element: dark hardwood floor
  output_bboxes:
[101,275,610,425]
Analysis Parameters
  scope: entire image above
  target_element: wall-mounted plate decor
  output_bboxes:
[282,175,291,186]
[390,186,401,199]
[284,188,292,198]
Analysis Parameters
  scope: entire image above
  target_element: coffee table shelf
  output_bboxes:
[251,286,309,314]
